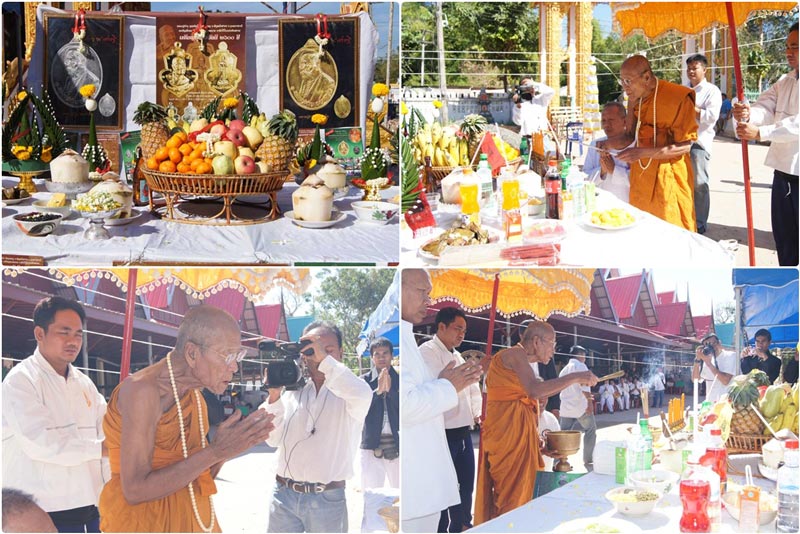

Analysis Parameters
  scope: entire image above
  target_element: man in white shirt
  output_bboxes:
[2,297,107,533]
[558,345,598,471]
[650,367,666,408]
[692,333,737,403]
[511,76,556,136]
[686,54,722,235]
[582,102,633,202]
[262,321,372,533]
[401,269,482,533]
[733,22,799,266]
[419,307,483,533]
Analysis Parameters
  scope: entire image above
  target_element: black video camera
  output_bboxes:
[515,82,538,101]
[701,344,715,356]
[259,339,313,390]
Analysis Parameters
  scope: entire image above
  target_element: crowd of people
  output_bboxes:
[2,296,401,533]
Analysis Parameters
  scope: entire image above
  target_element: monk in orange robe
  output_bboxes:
[98,306,274,533]
[474,321,597,524]
[617,55,698,231]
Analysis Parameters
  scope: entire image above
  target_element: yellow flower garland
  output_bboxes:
[222,97,239,109]
[372,83,390,97]
[432,100,443,109]
[79,84,96,98]
[311,114,328,126]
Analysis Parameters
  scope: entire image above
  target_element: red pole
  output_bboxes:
[120,268,138,381]
[726,2,757,266]
[477,273,500,508]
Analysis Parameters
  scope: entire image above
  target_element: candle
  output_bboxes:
[681,393,685,419]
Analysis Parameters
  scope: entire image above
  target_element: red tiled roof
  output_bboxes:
[693,315,715,339]
[653,302,688,336]
[605,274,644,319]
[657,291,676,304]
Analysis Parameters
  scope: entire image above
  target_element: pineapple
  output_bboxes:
[256,110,298,173]
[728,370,769,435]
[460,114,488,159]
[132,102,169,160]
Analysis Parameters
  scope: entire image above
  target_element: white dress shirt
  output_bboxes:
[690,80,722,153]
[419,335,482,429]
[262,355,372,484]
[735,70,799,175]
[511,83,556,135]
[582,137,632,202]
[700,349,738,403]
[400,320,459,520]
[559,358,590,418]
[2,349,107,512]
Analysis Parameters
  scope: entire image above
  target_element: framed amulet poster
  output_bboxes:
[279,17,360,130]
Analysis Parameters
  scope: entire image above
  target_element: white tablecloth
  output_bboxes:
[2,178,398,265]
[401,190,735,267]
[468,454,777,533]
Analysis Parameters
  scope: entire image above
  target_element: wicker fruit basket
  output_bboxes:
[725,432,770,454]
[142,169,287,225]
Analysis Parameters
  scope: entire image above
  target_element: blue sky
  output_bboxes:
[621,268,735,317]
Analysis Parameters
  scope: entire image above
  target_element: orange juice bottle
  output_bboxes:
[460,182,480,226]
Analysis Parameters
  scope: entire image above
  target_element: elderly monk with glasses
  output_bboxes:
[99,306,275,533]
[616,55,699,231]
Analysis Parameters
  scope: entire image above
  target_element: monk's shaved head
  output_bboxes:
[520,320,554,344]
[175,306,240,354]
[621,54,652,74]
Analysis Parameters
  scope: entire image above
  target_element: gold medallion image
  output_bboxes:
[287,39,338,111]
[159,42,198,98]
[334,94,351,118]
[204,42,243,97]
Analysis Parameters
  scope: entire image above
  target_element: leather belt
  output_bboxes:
[276,475,345,494]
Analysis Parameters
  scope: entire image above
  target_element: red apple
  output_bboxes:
[226,129,247,147]
[228,119,247,132]
[234,155,256,174]
[209,123,229,138]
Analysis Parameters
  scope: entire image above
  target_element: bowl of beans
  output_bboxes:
[605,486,663,516]
[13,212,64,237]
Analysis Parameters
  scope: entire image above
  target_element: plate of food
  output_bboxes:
[285,208,346,229]
[557,517,642,534]
[105,209,146,226]
[418,221,497,262]
[2,186,32,205]
[583,208,640,231]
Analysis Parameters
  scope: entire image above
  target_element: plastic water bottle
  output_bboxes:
[519,136,530,166]
[476,154,494,210]
[626,424,652,485]
[777,439,800,533]
[638,419,654,470]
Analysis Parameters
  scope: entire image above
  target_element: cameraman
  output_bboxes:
[740,329,781,384]
[261,321,372,533]
[359,337,399,490]
[691,333,737,402]
[511,76,556,138]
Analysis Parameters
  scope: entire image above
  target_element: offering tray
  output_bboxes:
[142,168,286,225]
[44,180,94,198]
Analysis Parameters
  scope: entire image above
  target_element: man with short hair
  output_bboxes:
[582,102,633,202]
[2,488,57,533]
[558,345,598,472]
[740,328,782,384]
[419,307,482,533]
[733,22,799,266]
[263,320,372,533]
[360,337,400,490]
[617,55,698,230]
[2,297,107,533]
[511,76,556,137]
[686,54,722,234]
[692,333,738,402]
[401,270,482,533]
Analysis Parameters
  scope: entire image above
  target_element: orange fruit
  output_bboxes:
[166,136,182,149]
[154,147,169,162]
[204,157,213,165]
[190,158,204,171]
[146,157,159,170]
[179,143,193,156]
[192,146,205,158]
[184,153,198,164]
[168,147,182,164]
[176,162,191,173]
[159,160,177,173]
[196,162,212,174]
[175,131,188,142]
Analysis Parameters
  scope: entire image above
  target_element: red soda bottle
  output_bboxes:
[545,159,560,219]
[680,457,713,533]
[700,427,728,494]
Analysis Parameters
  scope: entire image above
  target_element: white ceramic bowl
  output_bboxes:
[629,469,680,495]
[721,490,778,525]
[605,486,663,517]
[32,200,72,217]
[351,201,398,225]
[13,212,64,237]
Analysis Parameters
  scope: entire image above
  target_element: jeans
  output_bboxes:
[772,170,799,266]
[267,483,348,533]
[51,517,100,533]
[438,428,475,532]
[651,389,665,408]
[559,412,597,467]
[690,143,711,233]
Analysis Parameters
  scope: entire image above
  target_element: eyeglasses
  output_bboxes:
[300,347,316,357]
[620,70,649,87]
[194,342,247,365]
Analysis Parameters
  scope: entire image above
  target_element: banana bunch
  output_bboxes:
[249,113,270,138]
[763,382,799,435]
[493,136,520,162]
[166,116,191,134]
[410,123,468,168]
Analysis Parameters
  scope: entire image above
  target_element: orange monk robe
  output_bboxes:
[99,386,220,533]
[628,79,698,231]
[474,351,543,525]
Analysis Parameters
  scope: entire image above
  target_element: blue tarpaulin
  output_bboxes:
[357,270,400,356]
[733,268,798,348]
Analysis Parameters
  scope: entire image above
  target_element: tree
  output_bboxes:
[310,269,395,360]
[714,302,736,324]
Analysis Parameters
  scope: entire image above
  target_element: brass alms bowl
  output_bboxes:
[545,430,582,455]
